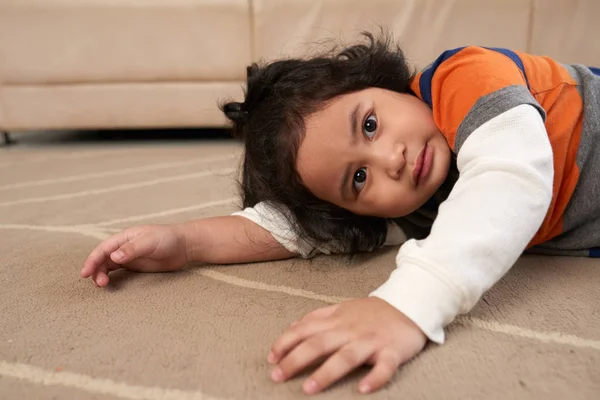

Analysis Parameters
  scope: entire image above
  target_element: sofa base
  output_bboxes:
[0,82,244,131]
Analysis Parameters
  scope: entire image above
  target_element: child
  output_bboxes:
[80,32,600,395]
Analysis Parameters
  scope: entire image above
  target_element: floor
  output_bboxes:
[1,129,599,399]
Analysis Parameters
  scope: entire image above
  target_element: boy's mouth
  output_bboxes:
[412,142,433,186]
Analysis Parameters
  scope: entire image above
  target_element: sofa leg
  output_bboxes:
[2,131,15,146]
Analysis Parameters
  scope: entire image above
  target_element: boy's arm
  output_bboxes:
[231,202,408,259]
[81,215,297,287]
[183,201,408,265]
[180,215,297,264]
[370,104,554,344]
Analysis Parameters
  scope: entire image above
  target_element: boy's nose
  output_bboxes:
[376,142,406,179]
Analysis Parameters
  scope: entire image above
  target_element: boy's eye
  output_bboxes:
[363,115,377,140]
[353,168,367,192]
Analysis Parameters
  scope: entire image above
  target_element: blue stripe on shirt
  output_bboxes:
[589,247,600,257]
[418,47,531,109]
[484,47,531,89]
[419,47,465,107]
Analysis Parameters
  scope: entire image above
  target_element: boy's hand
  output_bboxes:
[81,224,188,287]
[268,297,427,395]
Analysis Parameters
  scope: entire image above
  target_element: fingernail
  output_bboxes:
[112,250,124,261]
[359,383,371,394]
[304,379,318,394]
[271,367,284,382]
[290,320,299,327]
[267,351,275,364]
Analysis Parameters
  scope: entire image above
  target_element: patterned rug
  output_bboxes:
[1,137,598,399]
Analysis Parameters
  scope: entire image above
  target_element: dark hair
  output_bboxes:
[221,31,456,255]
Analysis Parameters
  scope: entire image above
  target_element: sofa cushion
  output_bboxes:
[252,0,532,69]
[529,0,600,66]
[0,0,251,84]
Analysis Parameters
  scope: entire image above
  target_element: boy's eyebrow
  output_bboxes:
[350,103,360,142]
[339,103,361,201]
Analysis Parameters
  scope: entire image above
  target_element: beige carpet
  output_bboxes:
[1,139,599,400]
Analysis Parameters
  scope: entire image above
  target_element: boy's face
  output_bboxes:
[296,87,451,218]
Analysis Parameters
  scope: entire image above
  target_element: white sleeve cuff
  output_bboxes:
[369,240,465,344]
[232,202,316,258]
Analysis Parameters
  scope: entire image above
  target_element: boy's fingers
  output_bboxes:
[270,319,332,364]
[81,234,128,277]
[358,350,399,394]
[81,246,106,277]
[92,269,110,287]
[90,256,122,287]
[274,331,349,383]
[110,236,153,264]
[304,339,375,395]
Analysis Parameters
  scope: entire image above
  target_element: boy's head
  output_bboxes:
[221,32,451,252]
[297,87,451,219]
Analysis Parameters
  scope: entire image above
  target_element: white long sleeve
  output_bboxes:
[369,104,554,344]
[232,201,321,258]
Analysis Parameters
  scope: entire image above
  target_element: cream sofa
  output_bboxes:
[0,0,598,135]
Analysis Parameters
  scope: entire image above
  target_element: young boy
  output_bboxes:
[82,34,600,395]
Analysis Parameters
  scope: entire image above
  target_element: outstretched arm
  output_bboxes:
[81,215,296,287]
[181,215,296,264]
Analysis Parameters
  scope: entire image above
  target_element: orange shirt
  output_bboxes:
[410,46,600,250]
